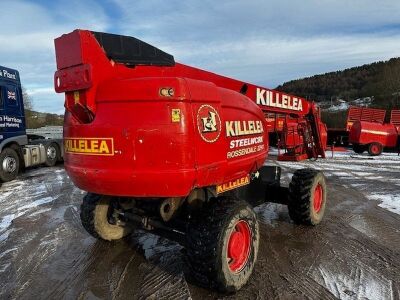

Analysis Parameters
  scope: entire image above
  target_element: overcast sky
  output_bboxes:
[1,0,400,113]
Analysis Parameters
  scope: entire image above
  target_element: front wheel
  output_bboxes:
[80,193,132,241]
[288,168,327,225]
[0,147,20,182]
[186,197,259,292]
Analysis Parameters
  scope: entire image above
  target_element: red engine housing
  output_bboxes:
[56,30,268,197]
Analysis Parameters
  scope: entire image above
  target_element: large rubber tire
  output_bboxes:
[353,144,365,154]
[368,142,383,156]
[288,169,327,226]
[80,193,132,241]
[0,148,20,182]
[186,197,259,293]
[44,142,60,167]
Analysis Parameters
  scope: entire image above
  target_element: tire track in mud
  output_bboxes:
[220,223,337,300]
[41,199,139,299]
[309,220,399,300]
[344,213,400,253]
[2,159,400,299]
[0,168,107,299]
[1,222,67,299]
[1,166,192,300]
[305,181,400,300]
[247,158,400,300]
[129,232,192,300]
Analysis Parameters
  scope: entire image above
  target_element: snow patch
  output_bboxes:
[326,101,349,112]
[255,203,287,226]
[368,194,400,216]
[137,232,180,260]
[313,263,393,300]
[0,196,56,242]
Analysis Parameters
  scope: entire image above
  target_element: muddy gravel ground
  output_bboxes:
[0,151,399,300]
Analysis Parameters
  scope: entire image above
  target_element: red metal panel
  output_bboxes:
[346,106,386,130]
[54,31,83,70]
[390,110,400,132]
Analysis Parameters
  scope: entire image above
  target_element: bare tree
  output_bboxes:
[22,86,33,111]
[22,86,39,128]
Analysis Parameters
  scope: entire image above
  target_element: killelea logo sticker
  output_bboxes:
[197,104,221,143]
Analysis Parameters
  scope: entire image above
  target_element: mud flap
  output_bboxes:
[234,166,288,207]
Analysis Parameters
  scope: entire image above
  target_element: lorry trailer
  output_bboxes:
[0,66,63,182]
[54,30,328,292]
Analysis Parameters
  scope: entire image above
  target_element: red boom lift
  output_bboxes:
[54,30,328,292]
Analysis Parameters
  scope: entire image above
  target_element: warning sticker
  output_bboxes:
[171,109,181,122]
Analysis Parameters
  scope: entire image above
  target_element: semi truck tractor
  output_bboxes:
[0,66,63,182]
[54,30,328,292]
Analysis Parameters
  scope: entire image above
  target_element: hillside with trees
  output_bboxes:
[22,88,63,129]
[276,58,400,128]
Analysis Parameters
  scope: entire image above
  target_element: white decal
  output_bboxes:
[225,120,263,137]
[7,91,16,100]
[256,88,303,111]
[227,144,265,159]
[201,111,218,132]
[0,115,22,128]
[0,69,17,80]
[229,136,263,149]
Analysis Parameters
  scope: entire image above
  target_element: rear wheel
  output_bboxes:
[0,148,20,182]
[80,193,132,241]
[368,142,383,156]
[288,169,327,225]
[186,197,259,292]
[353,144,365,154]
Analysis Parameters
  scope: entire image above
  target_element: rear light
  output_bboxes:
[159,87,174,97]
[54,64,92,93]
[55,65,94,123]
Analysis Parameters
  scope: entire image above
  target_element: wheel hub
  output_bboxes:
[47,146,57,159]
[313,184,323,213]
[2,156,17,173]
[227,220,251,272]
[371,145,379,155]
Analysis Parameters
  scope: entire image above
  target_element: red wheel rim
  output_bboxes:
[227,220,251,272]
[371,144,379,155]
[313,184,323,213]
